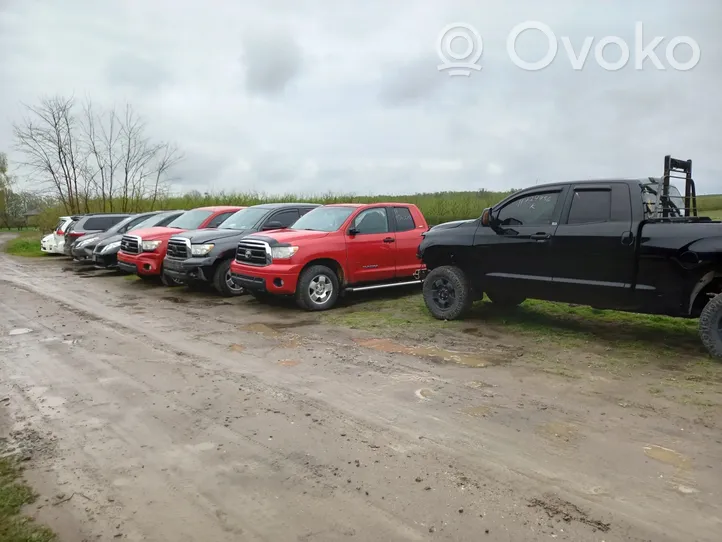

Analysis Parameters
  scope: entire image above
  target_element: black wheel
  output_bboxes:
[212,259,245,297]
[160,271,183,287]
[422,265,472,320]
[295,265,340,311]
[699,292,722,359]
[486,291,526,307]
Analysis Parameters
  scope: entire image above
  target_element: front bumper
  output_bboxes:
[162,256,216,283]
[229,260,301,295]
[91,251,119,268]
[71,245,94,260]
[117,251,163,276]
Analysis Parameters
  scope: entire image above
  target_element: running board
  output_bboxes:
[345,280,422,293]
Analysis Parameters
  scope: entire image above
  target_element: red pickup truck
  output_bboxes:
[229,203,428,310]
[118,206,244,284]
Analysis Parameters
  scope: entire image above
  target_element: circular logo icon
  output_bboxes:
[436,23,483,76]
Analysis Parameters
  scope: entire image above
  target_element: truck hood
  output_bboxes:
[129,226,185,241]
[247,229,331,246]
[174,228,250,244]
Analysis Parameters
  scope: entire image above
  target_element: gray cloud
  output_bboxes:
[0,0,720,197]
[240,31,304,95]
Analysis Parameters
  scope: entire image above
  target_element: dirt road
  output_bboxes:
[1,233,720,541]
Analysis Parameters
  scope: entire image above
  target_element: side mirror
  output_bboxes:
[262,221,285,231]
[348,227,359,236]
[481,207,492,227]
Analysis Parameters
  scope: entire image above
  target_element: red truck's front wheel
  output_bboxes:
[295,265,340,311]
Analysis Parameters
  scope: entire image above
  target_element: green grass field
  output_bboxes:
[2,231,44,257]
[0,458,55,542]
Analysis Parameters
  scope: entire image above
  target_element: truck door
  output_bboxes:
[389,206,425,279]
[548,183,635,306]
[478,187,566,299]
[345,207,396,284]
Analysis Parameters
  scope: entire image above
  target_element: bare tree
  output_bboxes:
[13,96,182,213]
[13,96,83,213]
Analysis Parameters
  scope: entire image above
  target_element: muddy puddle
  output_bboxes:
[643,445,691,470]
[353,337,502,368]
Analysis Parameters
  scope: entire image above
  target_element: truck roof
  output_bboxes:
[194,205,245,211]
[524,178,649,190]
[252,202,320,210]
[324,202,417,208]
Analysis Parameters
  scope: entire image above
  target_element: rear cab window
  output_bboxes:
[393,207,416,232]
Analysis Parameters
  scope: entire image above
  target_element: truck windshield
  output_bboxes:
[218,208,269,230]
[167,209,213,229]
[291,206,355,232]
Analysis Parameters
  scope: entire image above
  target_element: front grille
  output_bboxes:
[167,238,189,259]
[235,239,270,266]
[120,235,141,254]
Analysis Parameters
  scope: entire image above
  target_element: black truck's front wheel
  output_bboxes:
[699,292,722,359]
[423,265,472,320]
[213,259,245,297]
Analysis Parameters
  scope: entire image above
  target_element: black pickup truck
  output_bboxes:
[418,156,722,358]
[163,203,319,296]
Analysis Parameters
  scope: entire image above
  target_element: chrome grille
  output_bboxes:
[235,239,270,266]
[120,235,141,254]
[167,237,189,259]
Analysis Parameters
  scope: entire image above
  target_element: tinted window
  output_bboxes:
[218,207,269,230]
[567,189,611,224]
[299,207,314,216]
[353,208,389,234]
[206,212,235,228]
[292,206,355,232]
[269,209,300,228]
[168,209,214,229]
[84,216,125,230]
[496,192,559,226]
[393,207,415,232]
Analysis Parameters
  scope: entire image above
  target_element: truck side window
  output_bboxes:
[496,192,559,226]
[393,207,416,232]
[353,208,389,234]
[567,189,611,224]
[207,212,235,228]
[269,209,300,228]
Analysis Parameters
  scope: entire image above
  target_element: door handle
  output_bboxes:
[530,233,550,240]
[383,237,395,243]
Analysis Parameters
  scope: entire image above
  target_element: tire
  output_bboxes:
[295,265,340,311]
[422,265,473,320]
[160,271,182,287]
[486,291,526,307]
[212,259,245,297]
[699,292,722,359]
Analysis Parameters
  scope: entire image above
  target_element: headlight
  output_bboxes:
[142,240,162,252]
[100,241,121,254]
[191,243,214,256]
[76,236,96,247]
[271,246,298,260]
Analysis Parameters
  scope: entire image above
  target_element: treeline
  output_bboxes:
[31,190,722,232]
[12,95,180,216]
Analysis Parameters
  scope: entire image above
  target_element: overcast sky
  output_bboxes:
[0,0,719,196]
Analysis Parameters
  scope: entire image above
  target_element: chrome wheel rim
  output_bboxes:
[225,270,243,292]
[308,274,333,304]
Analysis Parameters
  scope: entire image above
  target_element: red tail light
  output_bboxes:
[56,229,63,235]
[68,232,85,238]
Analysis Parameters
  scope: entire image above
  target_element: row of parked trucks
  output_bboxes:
[44,156,722,358]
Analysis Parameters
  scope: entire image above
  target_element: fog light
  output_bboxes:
[273,278,283,287]
[143,264,152,271]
